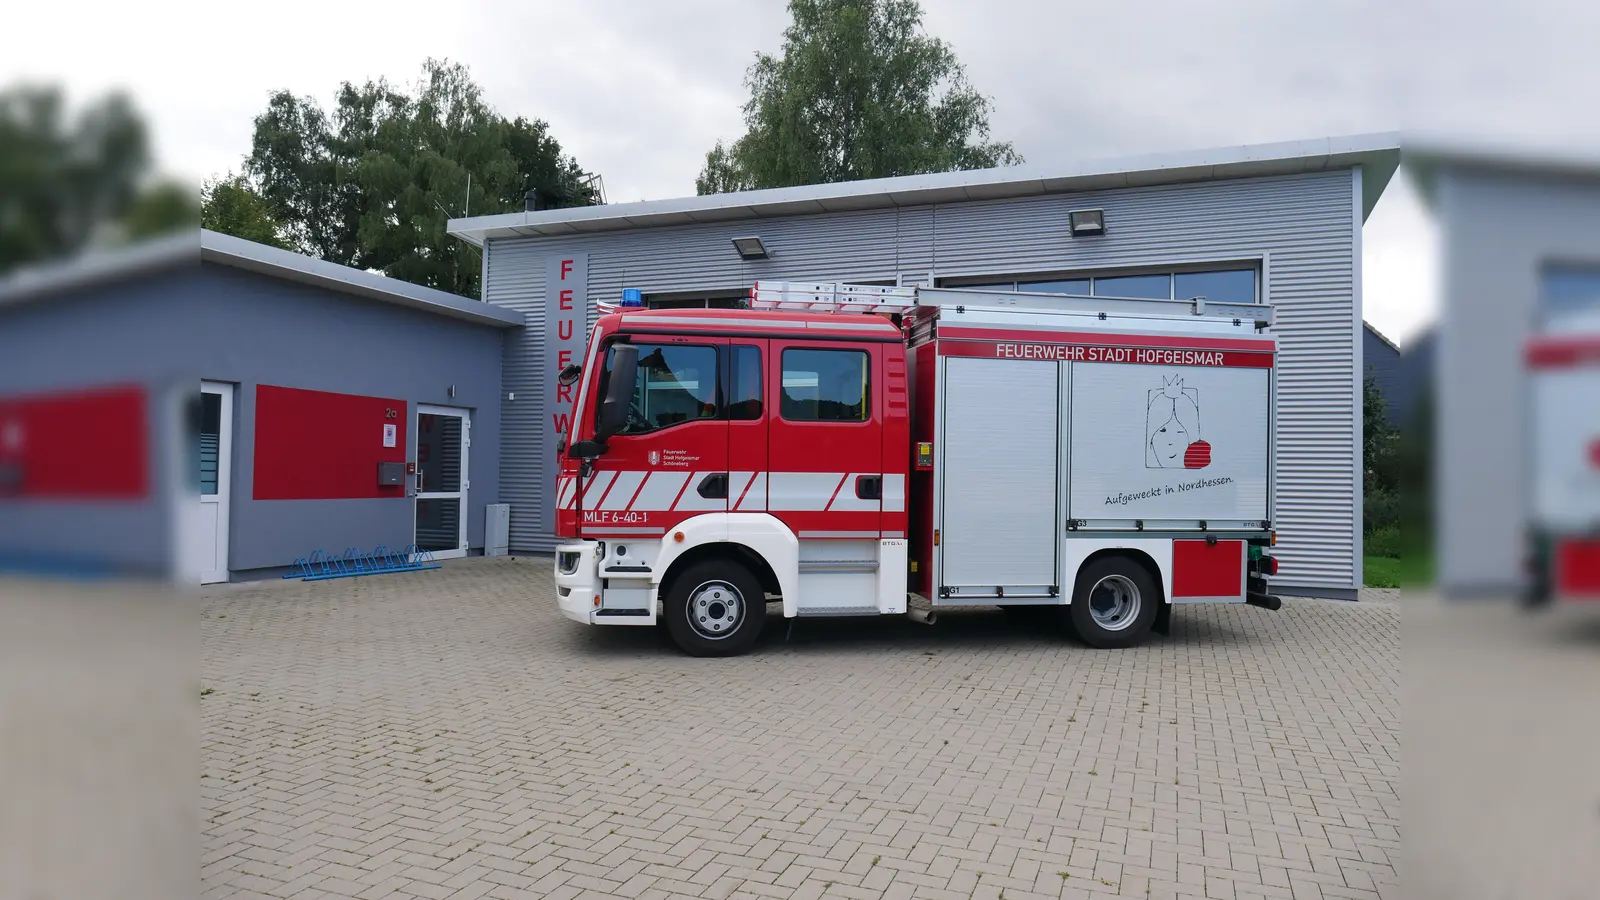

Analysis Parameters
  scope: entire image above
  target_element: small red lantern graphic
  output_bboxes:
[1183,441,1212,469]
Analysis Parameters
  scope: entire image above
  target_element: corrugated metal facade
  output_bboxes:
[482,170,1361,595]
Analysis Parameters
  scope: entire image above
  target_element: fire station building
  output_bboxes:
[450,134,1401,600]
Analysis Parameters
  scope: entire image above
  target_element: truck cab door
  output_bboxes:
[765,338,884,538]
[573,337,729,536]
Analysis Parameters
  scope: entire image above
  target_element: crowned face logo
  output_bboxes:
[1146,375,1211,469]
[648,449,660,466]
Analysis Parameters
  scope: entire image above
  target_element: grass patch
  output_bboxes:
[1363,534,1434,589]
[1363,556,1402,588]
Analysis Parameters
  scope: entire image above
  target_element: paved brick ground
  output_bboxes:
[202,558,1398,900]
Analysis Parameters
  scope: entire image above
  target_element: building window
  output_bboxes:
[952,266,1259,304]
[781,349,869,422]
[599,343,719,434]
[1093,273,1172,300]
[1541,264,1600,328]
[728,345,763,420]
[645,290,749,310]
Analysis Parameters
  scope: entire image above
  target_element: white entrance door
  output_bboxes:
[198,382,232,584]
[415,405,470,559]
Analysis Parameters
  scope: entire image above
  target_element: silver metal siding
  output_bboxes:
[483,170,1361,592]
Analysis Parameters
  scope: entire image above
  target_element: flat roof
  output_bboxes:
[0,229,524,328]
[449,133,1402,246]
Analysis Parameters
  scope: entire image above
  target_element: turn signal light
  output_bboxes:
[593,594,602,607]
[1270,531,1277,546]
[673,531,685,543]
[933,529,940,547]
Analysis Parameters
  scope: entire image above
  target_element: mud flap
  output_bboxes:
[1153,601,1171,635]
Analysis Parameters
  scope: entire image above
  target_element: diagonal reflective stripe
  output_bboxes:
[629,470,690,511]
[769,472,847,511]
[600,471,647,510]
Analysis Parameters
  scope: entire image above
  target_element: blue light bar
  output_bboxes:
[620,288,644,307]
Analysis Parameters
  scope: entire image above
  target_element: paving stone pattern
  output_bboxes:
[202,558,1398,900]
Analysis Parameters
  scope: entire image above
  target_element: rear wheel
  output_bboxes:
[1065,556,1159,648]
[663,560,767,657]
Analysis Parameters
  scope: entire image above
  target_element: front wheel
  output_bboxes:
[1064,556,1160,648]
[663,560,767,657]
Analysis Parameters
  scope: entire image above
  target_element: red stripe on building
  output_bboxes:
[1526,336,1600,369]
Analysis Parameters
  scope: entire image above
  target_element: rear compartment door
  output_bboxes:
[938,357,1060,595]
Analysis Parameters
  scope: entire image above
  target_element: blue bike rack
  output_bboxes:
[283,544,442,581]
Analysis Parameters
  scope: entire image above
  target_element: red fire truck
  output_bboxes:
[554,282,1282,656]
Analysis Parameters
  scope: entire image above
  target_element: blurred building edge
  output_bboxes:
[0,231,200,582]
[1407,137,1600,597]
[0,228,516,586]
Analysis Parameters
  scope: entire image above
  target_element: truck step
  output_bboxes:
[798,560,879,573]
[793,606,881,617]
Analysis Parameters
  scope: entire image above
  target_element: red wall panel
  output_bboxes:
[1171,539,1245,598]
[253,385,406,501]
[0,384,149,500]
[1555,538,1600,599]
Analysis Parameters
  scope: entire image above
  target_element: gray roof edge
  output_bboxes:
[0,229,199,307]
[199,230,522,327]
[0,229,522,328]
[1363,320,1401,353]
[449,132,1402,245]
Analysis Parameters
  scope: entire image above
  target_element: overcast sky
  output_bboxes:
[8,0,1598,344]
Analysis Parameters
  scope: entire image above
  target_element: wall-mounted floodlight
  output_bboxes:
[1068,209,1106,236]
[731,236,770,260]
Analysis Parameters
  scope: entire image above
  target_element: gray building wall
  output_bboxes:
[1435,168,1600,594]
[1362,324,1404,427]
[0,262,505,577]
[483,169,1366,597]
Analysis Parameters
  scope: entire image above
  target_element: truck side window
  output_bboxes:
[781,349,869,422]
[728,345,763,420]
[598,343,719,435]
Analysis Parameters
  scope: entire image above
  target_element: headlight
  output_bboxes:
[557,551,581,575]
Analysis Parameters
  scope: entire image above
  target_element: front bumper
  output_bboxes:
[554,541,601,624]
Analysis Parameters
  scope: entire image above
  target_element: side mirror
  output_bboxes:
[567,439,606,459]
[595,344,637,442]
[557,363,582,387]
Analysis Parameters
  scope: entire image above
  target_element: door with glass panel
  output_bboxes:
[414,405,470,559]
[198,382,232,584]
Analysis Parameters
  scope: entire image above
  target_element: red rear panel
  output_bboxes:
[1555,538,1600,599]
[1171,539,1246,599]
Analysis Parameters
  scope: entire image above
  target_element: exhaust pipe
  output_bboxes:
[1246,591,1282,611]
[907,607,937,625]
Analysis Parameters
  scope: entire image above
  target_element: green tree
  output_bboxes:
[244,59,599,297]
[0,84,154,272]
[697,0,1020,194]
[123,180,200,240]
[1363,371,1401,536]
[202,173,287,248]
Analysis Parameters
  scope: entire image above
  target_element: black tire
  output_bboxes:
[1064,556,1160,649]
[663,559,767,657]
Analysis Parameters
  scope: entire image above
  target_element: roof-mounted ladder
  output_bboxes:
[750,280,1274,328]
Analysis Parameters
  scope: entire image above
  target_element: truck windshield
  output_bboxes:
[596,342,718,434]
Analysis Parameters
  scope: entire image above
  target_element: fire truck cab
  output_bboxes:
[554,282,1281,656]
